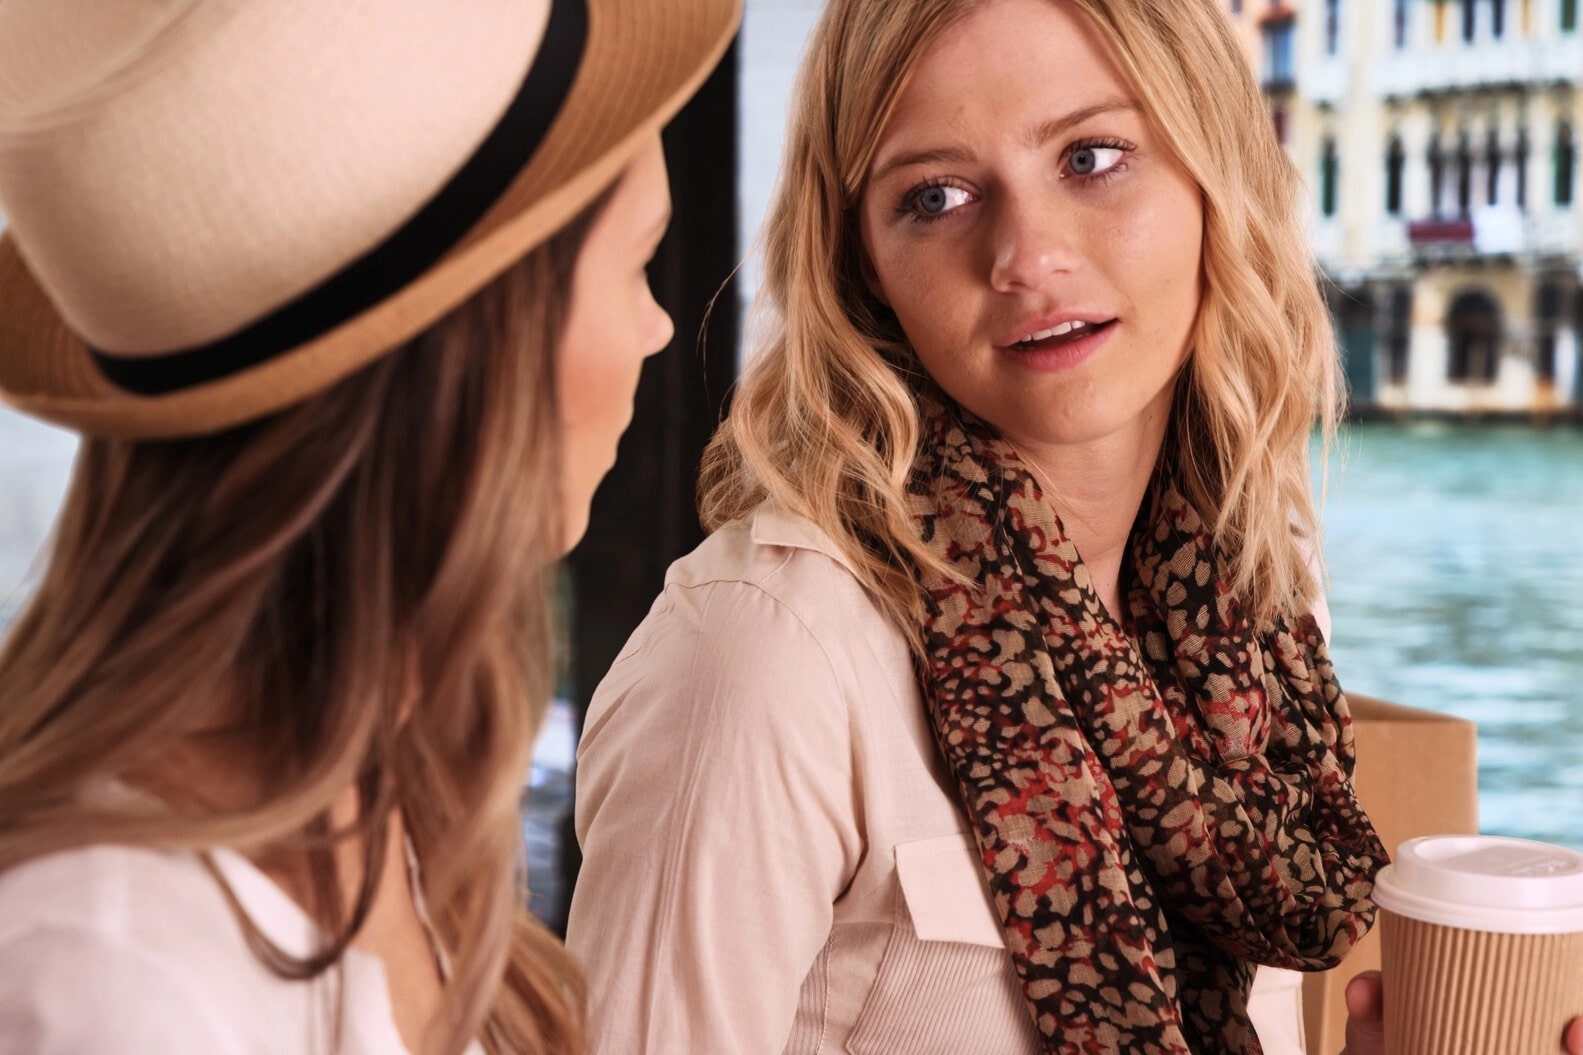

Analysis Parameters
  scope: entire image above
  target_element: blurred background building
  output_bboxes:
[1287,0,1583,416]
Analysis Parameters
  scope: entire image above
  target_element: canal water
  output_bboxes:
[1320,421,1583,849]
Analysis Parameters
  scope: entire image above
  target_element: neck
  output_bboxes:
[1006,389,1172,616]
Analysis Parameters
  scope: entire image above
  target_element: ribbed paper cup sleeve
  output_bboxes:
[1381,910,1583,1055]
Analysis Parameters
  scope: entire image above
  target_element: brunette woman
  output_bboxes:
[568,1,1386,1052]
[0,1,737,1052]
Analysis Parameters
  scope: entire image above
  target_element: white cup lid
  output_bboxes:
[1373,835,1583,934]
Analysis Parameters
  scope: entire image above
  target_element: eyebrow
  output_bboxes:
[870,97,1139,183]
[1027,97,1138,151]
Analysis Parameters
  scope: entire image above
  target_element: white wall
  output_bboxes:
[737,0,822,356]
[0,410,77,624]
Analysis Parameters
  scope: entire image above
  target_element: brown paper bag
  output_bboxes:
[1300,693,1479,1055]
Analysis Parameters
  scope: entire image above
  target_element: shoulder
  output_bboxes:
[655,503,903,651]
[0,846,252,1052]
[0,843,234,948]
[582,505,916,751]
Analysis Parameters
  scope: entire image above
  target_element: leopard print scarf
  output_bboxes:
[908,399,1387,1054]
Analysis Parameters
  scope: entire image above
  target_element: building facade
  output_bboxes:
[1293,0,1583,416]
[1226,0,1302,148]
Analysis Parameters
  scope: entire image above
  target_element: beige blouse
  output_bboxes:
[566,505,1308,1055]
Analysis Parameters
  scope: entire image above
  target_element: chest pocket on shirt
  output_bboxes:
[893,831,1004,945]
[844,833,1040,1055]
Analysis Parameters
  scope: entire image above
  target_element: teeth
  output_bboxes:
[1018,320,1088,345]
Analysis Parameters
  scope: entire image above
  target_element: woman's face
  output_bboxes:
[557,136,674,551]
[858,0,1204,454]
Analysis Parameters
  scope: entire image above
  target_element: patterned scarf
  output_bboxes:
[908,398,1387,1055]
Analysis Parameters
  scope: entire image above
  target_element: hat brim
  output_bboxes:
[0,0,740,438]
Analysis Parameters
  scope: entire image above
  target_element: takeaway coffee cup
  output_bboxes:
[1373,835,1583,1055]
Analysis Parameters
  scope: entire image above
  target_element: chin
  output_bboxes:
[559,509,591,556]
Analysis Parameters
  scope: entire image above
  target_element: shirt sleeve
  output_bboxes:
[566,577,862,1055]
[0,925,247,1054]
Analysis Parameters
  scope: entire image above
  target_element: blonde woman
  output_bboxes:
[567,0,1387,1052]
[0,1,737,1053]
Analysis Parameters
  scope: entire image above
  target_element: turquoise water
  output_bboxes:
[1320,422,1583,849]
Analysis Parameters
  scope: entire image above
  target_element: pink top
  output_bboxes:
[567,506,1310,1054]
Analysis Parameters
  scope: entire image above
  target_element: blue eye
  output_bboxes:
[1066,143,1129,179]
[904,181,974,222]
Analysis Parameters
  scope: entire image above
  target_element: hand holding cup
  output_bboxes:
[1342,972,1583,1055]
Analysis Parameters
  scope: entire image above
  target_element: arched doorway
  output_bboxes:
[1446,289,1501,383]
[1328,286,1376,404]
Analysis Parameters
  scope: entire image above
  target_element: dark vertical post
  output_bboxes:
[552,39,741,933]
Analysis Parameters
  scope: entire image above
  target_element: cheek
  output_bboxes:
[556,281,670,529]
[1112,185,1204,345]
[559,285,660,430]
[867,228,977,361]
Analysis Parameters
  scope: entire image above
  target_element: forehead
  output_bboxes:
[882,0,1134,142]
[611,141,670,219]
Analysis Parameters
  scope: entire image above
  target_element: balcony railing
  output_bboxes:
[1387,208,1580,259]
[1375,35,1583,96]
[1369,217,1410,260]
[1407,218,1475,245]
[1310,216,1345,266]
[1531,210,1581,255]
[1299,55,1347,105]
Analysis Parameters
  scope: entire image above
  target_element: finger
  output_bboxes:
[1345,971,1384,1024]
[1564,1016,1583,1055]
[1343,971,1387,1055]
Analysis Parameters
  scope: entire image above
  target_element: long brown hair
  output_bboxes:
[0,208,603,1054]
[701,0,1339,634]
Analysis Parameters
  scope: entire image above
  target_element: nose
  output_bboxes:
[987,191,1081,294]
[650,306,675,357]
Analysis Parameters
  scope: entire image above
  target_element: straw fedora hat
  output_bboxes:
[0,0,739,438]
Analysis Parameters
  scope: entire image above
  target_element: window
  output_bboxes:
[1325,0,1341,54]
[1523,0,1534,34]
[1321,137,1340,217]
[1516,128,1530,209]
[1456,133,1473,216]
[1386,285,1413,385]
[1536,332,1559,382]
[1536,282,1564,384]
[1430,134,1446,216]
[1447,289,1501,383]
[1486,130,1502,206]
[1462,0,1477,41]
[1564,0,1579,32]
[1493,0,1507,37]
[1386,135,1406,214]
[1558,122,1577,208]
[1263,21,1295,87]
[1394,0,1411,47]
[1435,0,1449,41]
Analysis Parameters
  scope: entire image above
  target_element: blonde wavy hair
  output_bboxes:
[701,0,1338,635]
[0,213,602,1054]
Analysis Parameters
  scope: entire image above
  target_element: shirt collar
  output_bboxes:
[748,503,860,578]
